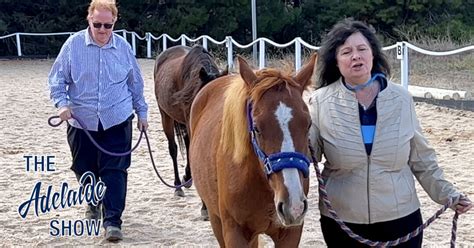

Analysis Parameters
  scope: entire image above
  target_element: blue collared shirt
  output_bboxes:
[48,28,148,131]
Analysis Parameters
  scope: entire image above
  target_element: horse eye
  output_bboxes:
[253,124,261,134]
[308,122,312,130]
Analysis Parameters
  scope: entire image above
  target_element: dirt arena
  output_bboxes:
[0,59,472,247]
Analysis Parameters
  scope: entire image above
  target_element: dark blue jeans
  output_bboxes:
[67,115,133,229]
[320,209,423,247]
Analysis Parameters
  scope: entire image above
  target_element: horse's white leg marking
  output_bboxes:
[274,102,305,217]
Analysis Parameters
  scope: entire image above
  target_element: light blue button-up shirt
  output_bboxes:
[48,28,148,131]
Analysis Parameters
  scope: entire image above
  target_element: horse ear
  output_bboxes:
[220,65,229,76]
[237,55,257,87]
[294,53,318,90]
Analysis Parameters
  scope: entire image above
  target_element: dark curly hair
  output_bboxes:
[316,18,390,88]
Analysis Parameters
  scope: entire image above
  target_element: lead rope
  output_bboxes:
[308,143,459,247]
[48,115,192,189]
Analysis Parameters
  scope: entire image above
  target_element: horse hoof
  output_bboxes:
[201,209,209,221]
[174,188,185,197]
[182,176,193,189]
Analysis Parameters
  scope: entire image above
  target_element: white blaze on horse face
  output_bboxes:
[275,102,294,152]
[274,102,305,211]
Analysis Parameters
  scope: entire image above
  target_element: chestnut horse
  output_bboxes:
[189,54,317,247]
[154,45,225,196]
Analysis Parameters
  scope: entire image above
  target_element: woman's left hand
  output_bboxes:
[455,195,472,214]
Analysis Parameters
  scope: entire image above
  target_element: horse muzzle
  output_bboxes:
[276,197,308,227]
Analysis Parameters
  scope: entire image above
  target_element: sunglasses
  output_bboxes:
[92,22,113,29]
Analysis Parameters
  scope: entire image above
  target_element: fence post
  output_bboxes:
[163,35,167,52]
[131,32,136,56]
[202,37,208,50]
[181,35,186,46]
[295,38,301,72]
[16,33,22,57]
[146,32,152,58]
[226,36,233,70]
[397,41,409,89]
[259,39,265,69]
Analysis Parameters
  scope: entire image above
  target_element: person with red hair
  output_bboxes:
[48,0,148,242]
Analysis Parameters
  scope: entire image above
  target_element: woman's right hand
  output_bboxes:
[455,194,472,214]
[58,106,72,121]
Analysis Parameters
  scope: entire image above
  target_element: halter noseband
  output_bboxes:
[246,100,310,178]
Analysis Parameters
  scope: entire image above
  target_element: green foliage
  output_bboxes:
[0,0,472,57]
[0,19,7,32]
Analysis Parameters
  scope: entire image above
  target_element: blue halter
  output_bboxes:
[246,100,310,178]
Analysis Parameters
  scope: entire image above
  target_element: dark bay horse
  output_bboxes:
[154,45,225,196]
[189,54,317,247]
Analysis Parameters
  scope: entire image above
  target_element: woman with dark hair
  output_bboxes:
[308,18,472,247]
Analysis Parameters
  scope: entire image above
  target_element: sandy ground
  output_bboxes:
[0,59,472,247]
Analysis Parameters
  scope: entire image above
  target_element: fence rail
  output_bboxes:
[1,30,473,91]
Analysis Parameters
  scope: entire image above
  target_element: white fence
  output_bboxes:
[1,29,473,92]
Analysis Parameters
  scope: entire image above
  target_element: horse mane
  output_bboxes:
[173,45,220,106]
[220,68,298,164]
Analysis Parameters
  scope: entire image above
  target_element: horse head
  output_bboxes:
[198,64,228,85]
[238,54,317,226]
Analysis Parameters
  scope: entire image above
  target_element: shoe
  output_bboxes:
[85,204,101,220]
[105,226,123,242]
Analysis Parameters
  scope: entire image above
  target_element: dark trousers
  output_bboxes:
[320,209,423,248]
[67,115,133,229]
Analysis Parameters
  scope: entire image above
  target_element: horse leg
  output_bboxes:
[182,131,192,188]
[208,213,224,247]
[269,226,304,248]
[160,110,184,197]
[221,213,252,247]
[200,200,208,221]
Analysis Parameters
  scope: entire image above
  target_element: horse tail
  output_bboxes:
[174,122,187,160]
[172,45,219,106]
